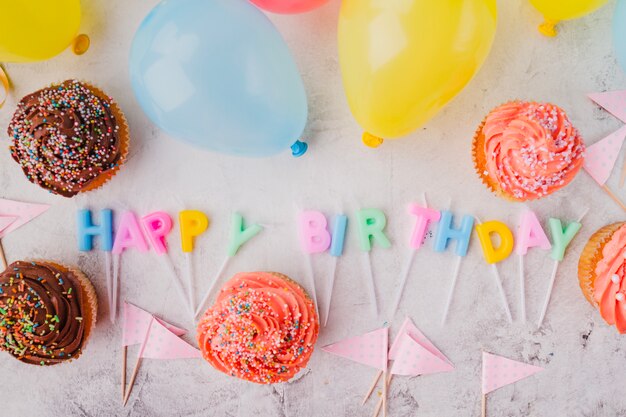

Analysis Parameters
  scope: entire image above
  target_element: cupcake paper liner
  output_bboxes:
[577,223,626,307]
[471,106,519,202]
[78,82,129,194]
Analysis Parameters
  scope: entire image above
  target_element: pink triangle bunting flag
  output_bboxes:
[482,352,543,394]
[322,327,388,371]
[583,125,626,185]
[390,332,454,376]
[0,217,17,235]
[589,90,626,123]
[388,317,451,365]
[0,199,50,238]
[140,319,201,360]
[122,302,186,347]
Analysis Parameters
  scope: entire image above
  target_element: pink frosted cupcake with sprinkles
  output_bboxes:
[472,101,585,201]
[197,272,319,384]
[7,80,129,197]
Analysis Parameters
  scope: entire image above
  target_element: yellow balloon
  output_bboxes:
[338,0,497,146]
[0,0,81,62]
[529,0,609,36]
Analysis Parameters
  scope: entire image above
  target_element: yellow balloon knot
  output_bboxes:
[538,19,558,37]
[72,34,91,55]
[362,132,384,148]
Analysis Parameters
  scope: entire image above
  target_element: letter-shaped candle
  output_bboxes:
[228,213,263,257]
[112,211,149,254]
[142,211,173,255]
[77,209,113,251]
[330,215,348,257]
[179,210,209,253]
[408,204,441,250]
[356,208,391,251]
[299,211,331,254]
[434,211,474,256]
[548,218,582,261]
[476,220,514,264]
[515,211,551,255]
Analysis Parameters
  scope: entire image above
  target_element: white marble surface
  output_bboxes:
[1,0,626,416]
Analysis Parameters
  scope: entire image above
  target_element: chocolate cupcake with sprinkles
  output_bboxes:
[7,80,129,197]
[0,260,97,365]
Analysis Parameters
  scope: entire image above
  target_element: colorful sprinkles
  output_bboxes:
[7,80,123,197]
[0,261,86,365]
[480,102,585,201]
[197,272,319,384]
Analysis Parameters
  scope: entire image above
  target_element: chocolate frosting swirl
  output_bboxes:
[8,80,123,197]
[197,272,319,384]
[0,261,87,365]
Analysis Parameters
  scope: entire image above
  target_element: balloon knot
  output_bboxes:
[291,140,308,157]
[538,19,558,37]
[72,34,91,55]
[362,132,384,148]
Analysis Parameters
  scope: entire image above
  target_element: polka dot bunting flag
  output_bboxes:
[321,327,388,371]
[589,90,626,124]
[122,302,186,347]
[388,317,451,364]
[141,319,201,359]
[583,125,626,186]
[390,332,454,376]
[481,352,543,394]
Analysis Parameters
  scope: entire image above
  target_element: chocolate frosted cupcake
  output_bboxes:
[472,101,585,201]
[8,80,129,197]
[0,261,97,365]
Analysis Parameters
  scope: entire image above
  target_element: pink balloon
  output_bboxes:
[250,0,329,14]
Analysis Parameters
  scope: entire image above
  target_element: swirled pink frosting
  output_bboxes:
[481,102,585,201]
[196,272,319,384]
[593,225,626,333]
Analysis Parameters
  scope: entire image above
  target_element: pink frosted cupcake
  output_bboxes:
[579,223,626,333]
[472,101,585,201]
[196,272,319,384]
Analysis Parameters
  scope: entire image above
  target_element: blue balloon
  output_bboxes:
[129,0,308,157]
[615,0,626,73]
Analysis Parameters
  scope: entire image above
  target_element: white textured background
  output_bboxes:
[1,0,626,416]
